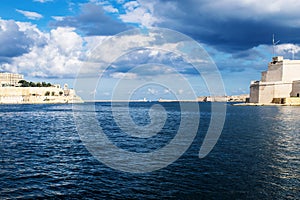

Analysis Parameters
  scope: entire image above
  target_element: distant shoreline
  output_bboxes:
[83,100,245,103]
[83,94,249,103]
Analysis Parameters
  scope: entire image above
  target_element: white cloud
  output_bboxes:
[89,0,119,13]
[147,88,158,95]
[119,0,160,27]
[275,44,300,58]
[16,9,43,20]
[103,5,119,13]
[123,1,139,11]
[88,33,155,65]
[52,16,64,21]
[110,72,137,79]
[50,27,83,55]
[19,27,84,77]
[164,89,171,94]
[177,89,184,95]
[83,35,111,51]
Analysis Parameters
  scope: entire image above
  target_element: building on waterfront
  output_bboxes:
[0,72,83,104]
[196,94,249,102]
[0,72,24,87]
[249,56,300,104]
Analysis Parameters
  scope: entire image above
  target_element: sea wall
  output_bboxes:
[285,97,300,105]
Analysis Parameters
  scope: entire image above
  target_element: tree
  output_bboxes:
[59,91,64,96]
[42,82,47,87]
[18,80,29,87]
[45,91,50,96]
[51,91,55,96]
[18,80,52,87]
[29,82,36,87]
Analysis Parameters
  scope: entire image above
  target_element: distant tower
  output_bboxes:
[63,84,69,96]
[272,34,280,57]
[64,84,68,90]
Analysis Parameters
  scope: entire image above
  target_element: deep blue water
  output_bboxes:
[0,102,299,199]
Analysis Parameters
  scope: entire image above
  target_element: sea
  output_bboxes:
[0,102,299,199]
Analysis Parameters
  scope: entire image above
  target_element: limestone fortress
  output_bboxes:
[0,72,83,104]
[249,56,300,105]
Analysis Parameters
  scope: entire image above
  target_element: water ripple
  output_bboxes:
[0,103,299,199]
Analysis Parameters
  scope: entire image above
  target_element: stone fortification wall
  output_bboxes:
[0,87,83,104]
[0,87,63,96]
[282,60,300,82]
[291,81,300,97]
[250,56,300,104]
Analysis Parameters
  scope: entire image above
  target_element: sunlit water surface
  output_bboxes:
[1,103,299,199]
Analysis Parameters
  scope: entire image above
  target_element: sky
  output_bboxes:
[1,0,300,100]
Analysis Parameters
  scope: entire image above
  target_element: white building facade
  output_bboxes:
[250,56,300,104]
[0,73,84,104]
[0,72,24,87]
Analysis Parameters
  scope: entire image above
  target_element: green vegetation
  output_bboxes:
[18,80,52,87]
[45,91,50,96]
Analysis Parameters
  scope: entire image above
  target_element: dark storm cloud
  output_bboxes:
[51,3,130,36]
[0,57,12,66]
[0,20,33,59]
[151,0,300,53]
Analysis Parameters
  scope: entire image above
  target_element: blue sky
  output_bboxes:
[1,0,300,100]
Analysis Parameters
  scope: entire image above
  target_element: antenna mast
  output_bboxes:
[272,34,280,57]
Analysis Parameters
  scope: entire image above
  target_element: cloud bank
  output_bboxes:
[119,0,300,53]
[0,19,85,78]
